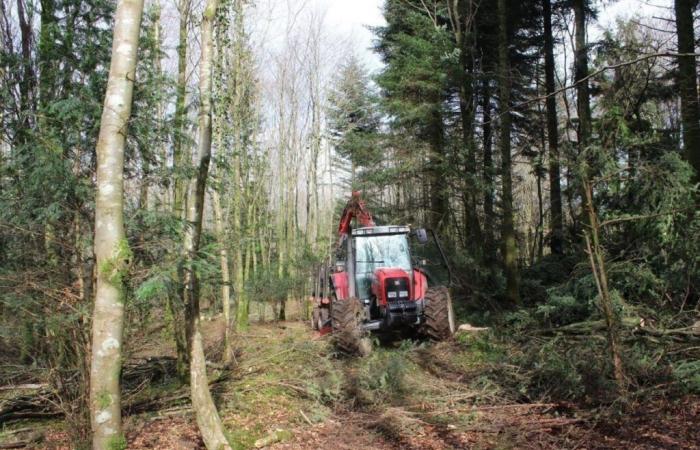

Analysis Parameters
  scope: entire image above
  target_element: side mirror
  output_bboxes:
[415,228,429,244]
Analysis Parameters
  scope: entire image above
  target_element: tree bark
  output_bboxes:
[169,0,192,382]
[573,0,592,150]
[674,0,700,181]
[38,0,57,116]
[583,181,626,392]
[481,77,495,261]
[497,0,520,304]
[89,0,144,447]
[543,0,564,255]
[429,108,448,232]
[449,0,482,253]
[211,190,232,364]
[16,0,34,138]
[181,0,230,447]
[173,0,191,217]
[573,0,593,229]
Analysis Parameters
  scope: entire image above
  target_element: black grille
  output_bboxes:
[385,277,410,302]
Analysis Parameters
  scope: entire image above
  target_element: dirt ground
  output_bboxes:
[8,319,700,450]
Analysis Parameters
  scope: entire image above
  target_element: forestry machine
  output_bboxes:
[311,191,456,356]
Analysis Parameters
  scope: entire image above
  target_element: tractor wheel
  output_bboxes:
[311,306,320,331]
[421,286,456,340]
[331,297,372,356]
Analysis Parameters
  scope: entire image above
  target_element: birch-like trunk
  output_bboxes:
[173,0,191,217]
[182,0,230,447]
[89,0,144,447]
[212,190,232,364]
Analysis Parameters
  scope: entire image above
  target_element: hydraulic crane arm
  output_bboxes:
[337,191,375,246]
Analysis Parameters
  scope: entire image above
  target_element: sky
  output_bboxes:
[322,0,386,70]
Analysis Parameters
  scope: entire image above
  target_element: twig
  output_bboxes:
[299,409,313,426]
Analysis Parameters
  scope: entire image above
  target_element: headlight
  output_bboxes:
[399,291,409,297]
[387,291,397,298]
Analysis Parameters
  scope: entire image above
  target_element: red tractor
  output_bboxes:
[311,192,456,355]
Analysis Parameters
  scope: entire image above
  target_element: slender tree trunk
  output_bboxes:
[573,0,593,229]
[449,0,482,252]
[233,160,247,330]
[583,181,626,392]
[168,0,191,382]
[674,0,700,180]
[573,0,592,149]
[38,0,57,116]
[89,0,144,447]
[497,0,520,304]
[154,1,169,211]
[16,0,34,139]
[212,190,232,364]
[182,0,231,447]
[429,108,448,232]
[543,0,564,255]
[482,78,495,261]
[173,0,191,217]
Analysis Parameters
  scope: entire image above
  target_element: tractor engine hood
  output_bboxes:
[371,268,412,306]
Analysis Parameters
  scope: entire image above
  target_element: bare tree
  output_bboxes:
[181,0,231,447]
[89,0,145,447]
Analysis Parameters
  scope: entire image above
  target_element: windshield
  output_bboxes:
[354,234,411,299]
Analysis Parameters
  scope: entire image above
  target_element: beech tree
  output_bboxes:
[180,0,231,447]
[89,0,144,447]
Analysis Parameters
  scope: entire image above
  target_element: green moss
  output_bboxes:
[106,434,127,450]
[99,238,133,288]
[97,391,112,409]
[225,424,264,450]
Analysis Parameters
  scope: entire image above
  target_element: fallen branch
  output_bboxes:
[0,356,225,424]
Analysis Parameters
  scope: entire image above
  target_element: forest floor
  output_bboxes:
[3,318,699,450]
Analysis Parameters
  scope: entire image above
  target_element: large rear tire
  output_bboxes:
[421,286,456,340]
[331,297,372,356]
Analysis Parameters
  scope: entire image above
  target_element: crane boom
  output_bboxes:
[337,191,375,245]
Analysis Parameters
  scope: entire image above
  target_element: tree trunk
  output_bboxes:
[481,77,495,261]
[573,0,593,228]
[16,0,34,140]
[497,0,520,304]
[543,0,564,255]
[233,160,247,330]
[449,0,482,253]
[168,0,192,382]
[674,0,700,181]
[583,181,626,393]
[38,0,57,116]
[429,108,448,232]
[182,0,231,447]
[212,190,232,364]
[573,0,592,150]
[89,0,144,447]
[173,0,191,217]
